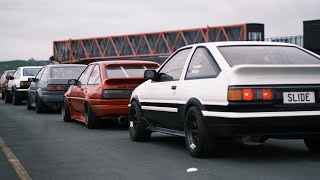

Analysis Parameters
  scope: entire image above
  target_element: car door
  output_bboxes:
[69,65,94,114]
[142,48,192,129]
[29,67,45,105]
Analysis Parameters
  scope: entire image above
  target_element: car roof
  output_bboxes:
[44,64,87,68]
[89,60,159,66]
[181,41,298,49]
[18,66,43,69]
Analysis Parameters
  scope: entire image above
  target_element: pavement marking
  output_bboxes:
[0,136,32,180]
[187,167,198,172]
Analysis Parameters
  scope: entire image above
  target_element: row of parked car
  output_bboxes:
[2,41,320,158]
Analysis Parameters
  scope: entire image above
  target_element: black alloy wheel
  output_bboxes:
[304,136,320,153]
[26,93,33,110]
[4,91,12,103]
[62,98,72,122]
[12,90,20,105]
[185,106,216,158]
[128,101,151,142]
[85,104,99,129]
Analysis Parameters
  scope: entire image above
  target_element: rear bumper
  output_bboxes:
[203,110,320,137]
[40,91,65,106]
[90,99,129,119]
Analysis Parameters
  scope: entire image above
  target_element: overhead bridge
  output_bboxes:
[53,23,264,64]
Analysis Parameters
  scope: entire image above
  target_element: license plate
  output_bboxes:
[283,92,315,104]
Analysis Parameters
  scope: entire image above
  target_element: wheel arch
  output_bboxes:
[182,98,205,121]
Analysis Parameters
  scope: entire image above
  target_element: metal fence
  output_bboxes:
[252,35,304,47]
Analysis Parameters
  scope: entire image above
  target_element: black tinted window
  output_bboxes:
[158,48,191,81]
[186,47,221,79]
[218,46,320,67]
[51,66,86,79]
[23,68,41,76]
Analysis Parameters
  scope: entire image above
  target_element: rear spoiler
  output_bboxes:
[228,64,320,85]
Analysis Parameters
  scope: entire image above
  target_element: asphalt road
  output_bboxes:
[1,100,320,180]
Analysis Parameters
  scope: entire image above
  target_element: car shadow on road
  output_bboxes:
[147,135,320,162]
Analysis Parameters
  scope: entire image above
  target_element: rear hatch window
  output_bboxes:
[218,46,320,67]
[51,66,86,79]
[106,65,157,78]
[23,68,41,76]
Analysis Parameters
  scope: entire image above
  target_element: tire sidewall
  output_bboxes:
[185,106,214,158]
[128,101,151,141]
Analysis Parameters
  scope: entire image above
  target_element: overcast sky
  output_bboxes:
[0,0,319,61]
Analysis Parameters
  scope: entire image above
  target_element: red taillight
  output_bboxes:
[242,89,253,101]
[47,86,66,91]
[262,89,273,100]
[228,87,273,102]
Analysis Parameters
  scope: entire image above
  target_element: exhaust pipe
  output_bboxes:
[52,103,61,110]
[242,136,267,145]
[117,116,128,126]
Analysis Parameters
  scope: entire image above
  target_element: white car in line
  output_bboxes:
[128,41,320,158]
[6,66,42,104]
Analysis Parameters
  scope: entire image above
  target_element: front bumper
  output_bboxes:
[203,110,320,137]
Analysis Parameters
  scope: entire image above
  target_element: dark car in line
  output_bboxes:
[27,64,86,113]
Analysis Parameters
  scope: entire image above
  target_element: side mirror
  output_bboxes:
[6,76,14,80]
[144,70,158,80]
[68,79,78,85]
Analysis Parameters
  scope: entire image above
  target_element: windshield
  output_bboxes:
[51,66,86,79]
[106,65,157,78]
[23,68,41,76]
[218,46,320,67]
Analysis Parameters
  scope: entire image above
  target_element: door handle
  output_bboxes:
[171,86,177,90]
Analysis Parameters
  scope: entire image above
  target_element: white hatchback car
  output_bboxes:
[6,66,42,104]
[128,41,320,158]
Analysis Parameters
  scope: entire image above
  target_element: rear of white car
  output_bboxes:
[128,42,320,158]
[6,66,42,104]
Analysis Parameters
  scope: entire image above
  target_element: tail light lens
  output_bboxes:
[20,81,30,88]
[47,86,67,91]
[228,87,273,102]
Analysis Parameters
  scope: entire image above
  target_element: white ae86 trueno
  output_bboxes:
[128,41,320,158]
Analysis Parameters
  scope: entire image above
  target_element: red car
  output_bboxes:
[0,70,15,99]
[62,60,159,129]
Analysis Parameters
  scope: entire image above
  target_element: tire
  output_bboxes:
[85,104,99,129]
[12,90,21,105]
[35,95,44,114]
[1,91,4,100]
[304,136,320,153]
[128,101,151,142]
[62,98,72,122]
[4,91,12,103]
[26,94,33,110]
[185,106,216,158]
